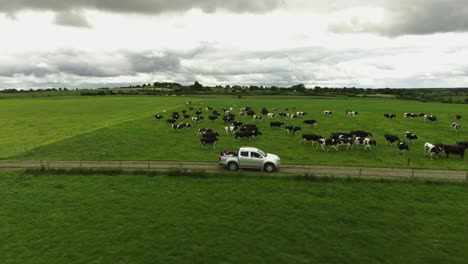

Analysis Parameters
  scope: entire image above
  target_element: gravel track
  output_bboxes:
[1,160,467,182]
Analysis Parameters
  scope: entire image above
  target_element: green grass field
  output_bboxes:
[2,171,468,263]
[4,96,466,170]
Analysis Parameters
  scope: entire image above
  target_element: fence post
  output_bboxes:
[148,162,150,172]
[407,158,410,167]
[80,160,82,168]
[359,168,362,177]
[411,169,415,179]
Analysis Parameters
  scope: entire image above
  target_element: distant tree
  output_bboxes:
[192,81,204,91]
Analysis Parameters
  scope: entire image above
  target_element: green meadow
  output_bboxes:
[2,171,468,263]
[4,96,466,170]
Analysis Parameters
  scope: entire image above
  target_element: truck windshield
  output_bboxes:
[257,149,267,157]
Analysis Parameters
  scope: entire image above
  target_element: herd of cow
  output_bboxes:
[153,104,466,160]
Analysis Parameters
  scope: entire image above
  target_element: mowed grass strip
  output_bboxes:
[0,96,196,158]
[1,171,468,263]
[17,97,468,170]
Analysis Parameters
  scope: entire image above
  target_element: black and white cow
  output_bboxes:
[330,132,352,140]
[266,113,275,118]
[192,116,203,123]
[337,137,354,150]
[384,134,400,144]
[299,134,323,145]
[286,113,298,119]
[404,132,419,143]
[346,110,358,116]
[317,138,338,151]
[384,113,396,119]
[397,141,409,154]
[285,126,302,135]
[270,121,285,128]
[443,145,465,159]
[303,120,317,127]
[354,137,376,150]
[224,125,238,134]
[253,115,263,121]
[424,142,443,159]
[296,111,307,117]
[452,122,461,133]
[403,112,417,119]
[197,128,213,135]
[324,110,333,117]
[154,114,163,120]
[231,121,243,127]
[424,114,437,123]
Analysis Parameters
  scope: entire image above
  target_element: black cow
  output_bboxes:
[166,119,176,124]
[384,134,400,144]
[197,128,213,135]
[351,130,372,138]
[456,114,462,121]
[270,121,285,128]
[299,134,322,145]
[443,145,465,159]
[234,130,262,140]
[285,126,301,135]
[384,113,396,119]
[183,114,191,119]
[457,141,468,149]
[200,137,218,148]
[240,124,258,132]
[208,115,218,121]
[397,141,409,154]
[154,114,163,120]
[231,121,243,127]
[303,120,317,127]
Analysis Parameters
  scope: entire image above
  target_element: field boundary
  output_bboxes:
[1,160,467,182]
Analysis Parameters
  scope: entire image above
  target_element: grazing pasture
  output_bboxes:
[4,96,468,170]
[2,171,468,263]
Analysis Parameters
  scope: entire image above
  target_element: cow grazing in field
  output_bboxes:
[154,114,163,120]
[397,141,409,154]
[384,134,400,144]
[424,142,443,159]
[296,111,307,117]
[324,110,333,117]
[354,137,376,150]
[403,112,417,119]
[404,132,419,143]
[240,124,258,132]
[330,132,352,140]
[452,122,461,133]
[424,114,437,123]
[253,115,263,121]
[318,138,338,151]
[351,130,372,138]
[337,137,354,150]
[457,141,468,149]
[200,136,218,148]
[384,113,396,119]
[231,121,243,127]
[208,115,218,121]
[443,145,465,159]
[234,130,262,140]
[166,119,176,124]
[172,112,180,120]
[303,120,318,127]
[346,110,358,116]
[261,107,269,115]
[197,128,213,135]
[191,116,203,123]
[270,121,285,128]
[266,113,275,118]
[286,113,298,119]
[285,126,302,135]
[224,125,238,134]
[299,134,322,145]
[456,114,462,121]
[183,114,191,119]
[222,114,235,123]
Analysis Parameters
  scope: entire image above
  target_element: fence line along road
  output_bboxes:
[0,160,467,182]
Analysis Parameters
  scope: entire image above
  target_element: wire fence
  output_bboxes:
[0,160,467,182]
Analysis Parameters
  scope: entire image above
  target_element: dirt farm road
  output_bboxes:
[0,160,467,182]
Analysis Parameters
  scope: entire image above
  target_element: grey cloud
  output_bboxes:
[327,0,468,36]
[54,11,91,28]
[0,0,283,14]
[126,52,181,73]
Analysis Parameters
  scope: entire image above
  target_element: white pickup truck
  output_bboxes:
[218,146,281,172]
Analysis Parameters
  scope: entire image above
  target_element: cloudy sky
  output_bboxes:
[1,0,468,89]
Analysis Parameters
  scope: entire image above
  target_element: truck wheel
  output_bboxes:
[264,163,276,172]
[228,162,239,171]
